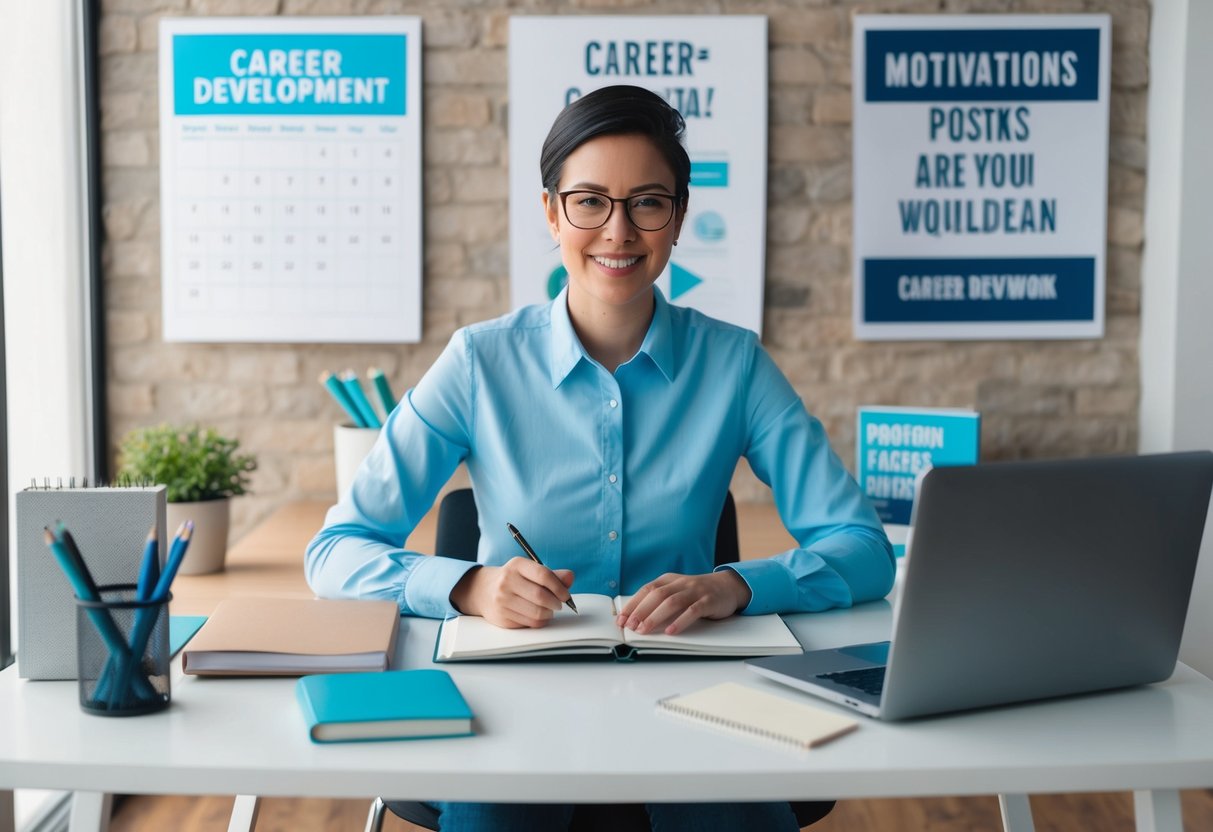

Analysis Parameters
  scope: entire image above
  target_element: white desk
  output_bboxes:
[3,598,1213,832]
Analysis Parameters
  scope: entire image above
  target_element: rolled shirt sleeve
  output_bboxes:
[721,344,895,615]
[305,331,481,618]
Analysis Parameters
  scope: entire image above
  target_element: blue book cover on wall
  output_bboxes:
[296,668,474,743]
[856,406,981,543]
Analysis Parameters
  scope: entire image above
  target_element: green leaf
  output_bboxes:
[115,424,257,503]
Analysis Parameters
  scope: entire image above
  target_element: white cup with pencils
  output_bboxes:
[333,424,380,498]
[322,369,395,499]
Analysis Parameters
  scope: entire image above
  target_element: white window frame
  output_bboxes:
[1,1,101,828]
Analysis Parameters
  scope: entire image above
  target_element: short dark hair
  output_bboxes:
[539,85,691,205]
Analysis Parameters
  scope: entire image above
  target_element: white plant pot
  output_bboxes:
[167,498,231,575]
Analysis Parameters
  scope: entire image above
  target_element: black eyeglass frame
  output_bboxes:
[556,189,679,232]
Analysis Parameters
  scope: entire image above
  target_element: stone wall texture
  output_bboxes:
[99,0,1150,540]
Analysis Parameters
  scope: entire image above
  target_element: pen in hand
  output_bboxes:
[506,522,579,615]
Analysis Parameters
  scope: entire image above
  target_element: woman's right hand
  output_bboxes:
[449,557,575,629]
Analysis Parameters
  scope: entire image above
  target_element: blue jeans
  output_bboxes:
[431,801,800,832]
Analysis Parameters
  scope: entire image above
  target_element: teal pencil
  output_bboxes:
[53,525,123,706]
[320,371,366,427]
[46,528,153,707]
[135,526,160,602]
[153,520,194,601]
[341,371,381,429]
[45,528,123,650]
[59,523,160,703]
[55,524,101,599]
[121,521,194,708]
[368,367,397,418]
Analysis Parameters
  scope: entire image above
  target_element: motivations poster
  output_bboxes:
[509,17,768,335]
[852,15,1111,340]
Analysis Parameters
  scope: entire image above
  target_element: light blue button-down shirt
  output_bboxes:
[305,287,894,619]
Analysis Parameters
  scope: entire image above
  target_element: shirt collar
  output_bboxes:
[548,286,677,388]
[549,286,585,388]
[638,286,675,382]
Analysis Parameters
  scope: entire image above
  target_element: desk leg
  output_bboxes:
[1,788,14,832]
[228,795,261,832]
[1134,789,1182,832]
[69,791,111,832]
[998,793,1036,832]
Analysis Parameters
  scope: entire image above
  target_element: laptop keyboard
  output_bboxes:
[818,666,886,697]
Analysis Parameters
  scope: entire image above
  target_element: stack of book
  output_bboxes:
[182,597,399,676]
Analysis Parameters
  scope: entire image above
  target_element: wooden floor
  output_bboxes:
[108,790,1213,831]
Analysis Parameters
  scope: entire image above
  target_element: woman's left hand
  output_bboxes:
[615,570,753,636]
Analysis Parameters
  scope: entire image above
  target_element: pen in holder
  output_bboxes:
[75,583,171,716]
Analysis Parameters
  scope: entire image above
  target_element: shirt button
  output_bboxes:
[608,474,617,484]
[608,580,617,589]
[609,399,618,408]
[608,530,618,541]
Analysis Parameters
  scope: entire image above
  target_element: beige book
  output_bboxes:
[434,594,803,661]
[182,598,399,676]
[657,682,858,749]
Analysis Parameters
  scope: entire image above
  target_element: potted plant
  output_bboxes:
[116,424,257,575]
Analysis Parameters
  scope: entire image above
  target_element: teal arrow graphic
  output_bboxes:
[669,262,703,300]
[547,265,568,299]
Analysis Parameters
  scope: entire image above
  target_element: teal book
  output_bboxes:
[295,669,473,743]
[856,406,981,553]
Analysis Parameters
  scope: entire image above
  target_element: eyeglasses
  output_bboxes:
[557,190,677,232]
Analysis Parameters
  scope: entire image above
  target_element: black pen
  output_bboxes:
[506,522,579,614]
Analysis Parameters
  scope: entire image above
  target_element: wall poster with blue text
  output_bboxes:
[508,17,768,335]
[852,15,1110,340]
[159,17,422,343]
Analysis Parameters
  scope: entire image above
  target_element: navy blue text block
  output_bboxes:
[863,257,1096,323]
[865,29,1101,102]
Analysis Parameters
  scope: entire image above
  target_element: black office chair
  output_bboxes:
[365,488,834,832]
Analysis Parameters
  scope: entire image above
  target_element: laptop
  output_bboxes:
[746,451,1213,721]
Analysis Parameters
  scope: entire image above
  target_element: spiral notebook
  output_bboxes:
[16,482,167,679]
[657,682,858,750]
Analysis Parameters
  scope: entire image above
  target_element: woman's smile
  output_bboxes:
[591,253,645,273]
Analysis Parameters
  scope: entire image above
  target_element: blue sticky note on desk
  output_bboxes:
[170,615,207,657]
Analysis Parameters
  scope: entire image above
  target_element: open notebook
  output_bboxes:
[434,594,802,661]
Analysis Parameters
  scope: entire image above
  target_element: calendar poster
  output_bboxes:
[509,17,768,335]
[158,18,422,343]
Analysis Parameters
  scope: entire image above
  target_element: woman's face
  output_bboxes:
[543,133,684,316]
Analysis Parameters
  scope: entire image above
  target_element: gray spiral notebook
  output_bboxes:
[16,484,166,679]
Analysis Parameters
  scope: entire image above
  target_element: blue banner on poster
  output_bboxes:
[690,161,729,187]
[862,257,1095,323]
[864,28,1101,102]
[173,34,407,116]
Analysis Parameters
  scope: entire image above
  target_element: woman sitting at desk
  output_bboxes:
[306,84,893,832]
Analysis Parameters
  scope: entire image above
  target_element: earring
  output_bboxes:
[673,240,679,246]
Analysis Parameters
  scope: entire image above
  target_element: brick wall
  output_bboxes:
[99,0,1149,540]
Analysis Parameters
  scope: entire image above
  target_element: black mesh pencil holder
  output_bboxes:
[75,583,172,716]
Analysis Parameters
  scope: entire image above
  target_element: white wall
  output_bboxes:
[1139,0,1213,678]
[0,1,95,827]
